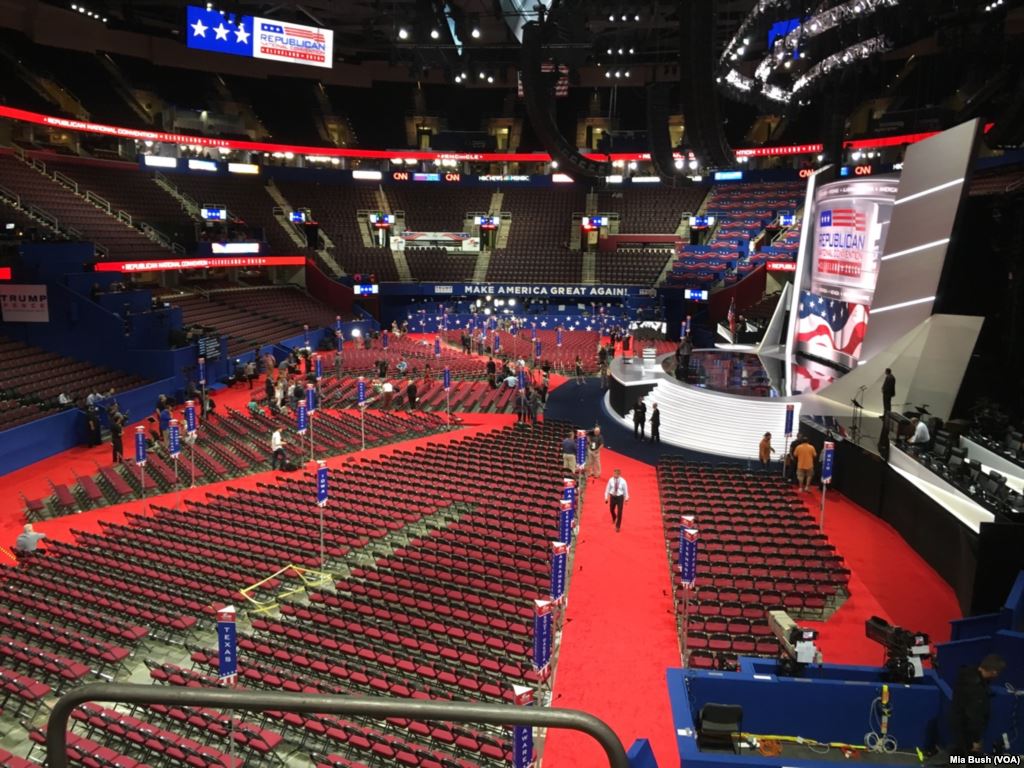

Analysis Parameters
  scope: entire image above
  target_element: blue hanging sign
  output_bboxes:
[336,331,344,355]
[531,324,537,341]
[443,367,451,391]
[357,377,366,404]
[512,685,535,768]
[306,383,317,414]
[197,356,206,386]
[134,426,147,466]
[784,404,795,437]
[517,367,527,390]
[217,606,238,685]
[335,315,343,333]
[168,420,181,459]
[316,461,329,507]
[575,429,587,469]
[822,440,835,485]
[550,541,567,602]
[559,499,573,546]
[510,322,518,337]
[303,324,310,348]
[434,336,441,358]
[556,328,563,347]
[532,599,553,671]
[297,402,308,435]
[493,333,501,354]
[184,401,197,436]
[314,354,323,381]
[680,527,699,589]
[382,331,390,350]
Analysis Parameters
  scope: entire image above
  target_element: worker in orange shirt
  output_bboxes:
[793,437,818,492]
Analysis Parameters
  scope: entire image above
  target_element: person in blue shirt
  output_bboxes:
[158,405,171,445]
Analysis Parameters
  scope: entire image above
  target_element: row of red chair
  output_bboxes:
[659,459,851,671]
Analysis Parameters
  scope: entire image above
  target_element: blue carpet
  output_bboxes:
[544,378,750,468]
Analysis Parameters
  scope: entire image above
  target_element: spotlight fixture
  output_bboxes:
[605,71,611,78]
[454,75,462,83]
[689,159,699,170]
[607,47,613,54]
[479,71,485,79]
[628,47,634,54]
[618,48,624,54]
[634,13,640,21]
[486,75,494,83]
[430,28,440,39]
[608,14,615,21]
[624,70,630,77]
[621,14,628,21]
[674,158,685,170]
[471,26,480,38]
[551,161,559,169]
[397,27,409,40]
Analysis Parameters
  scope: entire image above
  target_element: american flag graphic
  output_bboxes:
[820,208,867,232]
[517,63,570,98]
[792,359,838,393]
[263,23,325,41]
[797,292,869,360]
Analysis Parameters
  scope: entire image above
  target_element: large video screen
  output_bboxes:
[796,177,898,368]
[187,6,333,69]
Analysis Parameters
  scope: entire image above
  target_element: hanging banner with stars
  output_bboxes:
[186,6,333,69]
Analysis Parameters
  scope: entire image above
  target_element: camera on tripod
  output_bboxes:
[865,616,931,683]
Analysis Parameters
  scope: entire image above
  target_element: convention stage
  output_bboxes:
[606,345,1024,616]
[605,349,844,461]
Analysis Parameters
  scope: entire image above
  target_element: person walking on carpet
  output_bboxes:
[604,469,629,532]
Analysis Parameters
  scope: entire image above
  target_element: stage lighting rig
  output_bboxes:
[865,617,931,683]
[768,610,822,676]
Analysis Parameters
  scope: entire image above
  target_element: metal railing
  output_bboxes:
[46,684,630,768]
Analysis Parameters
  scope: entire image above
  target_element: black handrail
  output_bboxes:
[46,683,630,768]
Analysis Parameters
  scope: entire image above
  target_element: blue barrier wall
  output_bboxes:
[668,665,944,768]
[0,376,175,475]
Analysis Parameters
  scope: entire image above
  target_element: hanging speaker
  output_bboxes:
[521,22,611,180]
[679,0,734,168]
[647,82,688,187]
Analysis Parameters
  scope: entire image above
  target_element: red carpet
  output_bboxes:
[812,489,960,652]
[543,450,680,768]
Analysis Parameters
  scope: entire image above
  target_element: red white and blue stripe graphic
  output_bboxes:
[820,208,867,232]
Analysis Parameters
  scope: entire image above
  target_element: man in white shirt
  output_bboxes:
[909,417,930,447]
[270,428,286,470]
[604,469,629,532]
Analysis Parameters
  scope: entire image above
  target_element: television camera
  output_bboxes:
[768,610,822,676]
[865,616,931,683]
